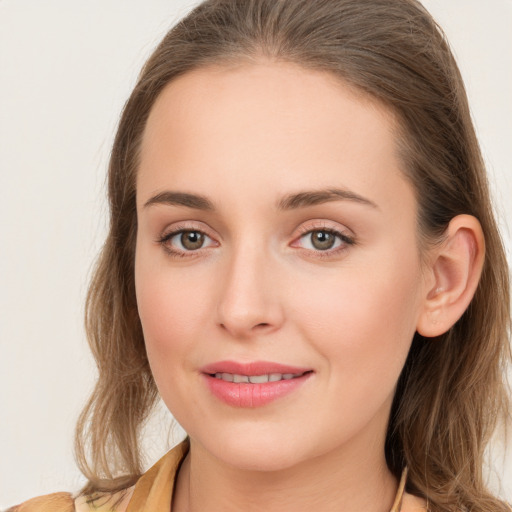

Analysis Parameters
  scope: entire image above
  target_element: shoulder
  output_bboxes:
[74,487,135,512]
[5,487,135,512]
[4,493,74,512]
[7,439,187,512]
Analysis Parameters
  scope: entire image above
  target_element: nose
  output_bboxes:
[216,244,285,339]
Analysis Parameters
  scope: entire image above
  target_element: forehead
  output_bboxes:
[137,61,412,215]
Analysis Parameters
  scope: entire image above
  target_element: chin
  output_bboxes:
[219,443,306,472]
[192,422,317,472]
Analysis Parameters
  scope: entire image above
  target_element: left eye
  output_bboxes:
[298,230,347,251]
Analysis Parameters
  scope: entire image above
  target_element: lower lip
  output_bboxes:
[203,372,313,408]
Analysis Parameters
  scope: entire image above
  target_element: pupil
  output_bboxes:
[181,231,204,250]
[312,231,335,250]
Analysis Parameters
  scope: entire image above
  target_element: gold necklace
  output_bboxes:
[389,467,408,512]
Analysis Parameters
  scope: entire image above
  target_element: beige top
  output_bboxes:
[10,439,428,511]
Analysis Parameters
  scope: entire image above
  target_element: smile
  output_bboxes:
[212,372,306,383]
[200,361,314,408]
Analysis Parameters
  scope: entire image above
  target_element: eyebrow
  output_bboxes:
[277,188,378,210]
[144,191,214,210]
[143,187,378,211]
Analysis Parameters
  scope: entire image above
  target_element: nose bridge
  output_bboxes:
[216,237,283,337]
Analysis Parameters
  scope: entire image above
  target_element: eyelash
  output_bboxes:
[157,223,217,259]
[292,225,356,259]
[157,223,356,259]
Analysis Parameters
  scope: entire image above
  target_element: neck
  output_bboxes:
[173,429,398,512]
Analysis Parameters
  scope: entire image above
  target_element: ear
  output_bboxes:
[416,214,485,337]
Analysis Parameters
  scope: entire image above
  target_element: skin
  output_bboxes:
[134,61,481,511]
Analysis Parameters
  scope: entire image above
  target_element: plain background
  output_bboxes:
[1,0,511,507]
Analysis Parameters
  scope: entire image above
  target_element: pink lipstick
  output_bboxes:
[200,360,313,408]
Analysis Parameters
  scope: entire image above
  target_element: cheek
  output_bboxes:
[295,246,422,382]
[137,278,204,347]
[134,249,211,368]
[135,255,213,417]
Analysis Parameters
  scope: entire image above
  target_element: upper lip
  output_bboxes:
[200,360,312,376]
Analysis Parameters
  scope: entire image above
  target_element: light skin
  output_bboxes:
[134,61,484,512]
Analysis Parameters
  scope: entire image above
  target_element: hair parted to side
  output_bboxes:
[75,0,511,509]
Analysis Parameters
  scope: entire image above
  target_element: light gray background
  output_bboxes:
[1,0,511,507]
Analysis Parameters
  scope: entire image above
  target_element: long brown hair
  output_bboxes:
[75,1,511,509]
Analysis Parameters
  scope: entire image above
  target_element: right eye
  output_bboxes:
[159,229,217,256]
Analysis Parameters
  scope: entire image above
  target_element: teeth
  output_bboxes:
[213,372,303,383]
[248,374,269,384]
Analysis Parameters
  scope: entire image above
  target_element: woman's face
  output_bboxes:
[135,62,429,471]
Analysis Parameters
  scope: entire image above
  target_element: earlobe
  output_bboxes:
[416,215,485,338]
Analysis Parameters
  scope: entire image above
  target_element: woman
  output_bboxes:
[8,0,511,511]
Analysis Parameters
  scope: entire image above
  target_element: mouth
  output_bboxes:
[200,361,314,408]
[209,371,310,383]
